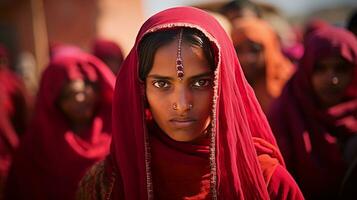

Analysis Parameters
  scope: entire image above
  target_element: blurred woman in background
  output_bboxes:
[5,50,115,200]
[231,18,294,113]
[268,26,357,199]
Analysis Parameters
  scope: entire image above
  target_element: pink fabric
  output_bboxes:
[110,7,287,199]
[49,43,83,60]
[5,51,115,200]
[268,26,357,199]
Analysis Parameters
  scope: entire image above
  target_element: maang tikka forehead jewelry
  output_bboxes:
[176,29,184,80]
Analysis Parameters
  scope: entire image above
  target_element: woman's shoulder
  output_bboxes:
[77,158,116,200]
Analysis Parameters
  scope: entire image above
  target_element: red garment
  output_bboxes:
[109,7,303,199]
[0,85,18,188]
[92,39,124,74]
[0,45,32,191]
[303,19,329,44]
[4,51,115,200]
[268,26,357,199]
[0,69,31,136]
[93,39,124,63]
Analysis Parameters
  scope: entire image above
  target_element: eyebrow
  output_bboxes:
[147,71,213,81]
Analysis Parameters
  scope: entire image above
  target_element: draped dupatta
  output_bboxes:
[268,26,357,198]
[111,7,284,200]
[5,52,115,200]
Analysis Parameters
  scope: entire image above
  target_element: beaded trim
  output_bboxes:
[176,29,184,80]
[142,23,221,200]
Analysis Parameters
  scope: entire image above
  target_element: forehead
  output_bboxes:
[149,40,211,76]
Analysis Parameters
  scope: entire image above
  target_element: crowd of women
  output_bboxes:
[0,0,356,199]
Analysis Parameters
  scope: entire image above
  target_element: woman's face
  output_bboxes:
[146,39,214,142]
[234,39,265,83]
[312,56,354,108]
[59,79,99,125]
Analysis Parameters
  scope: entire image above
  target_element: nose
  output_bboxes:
[75,92,86,102]
[172,86,193,113]
[325,68,340,86]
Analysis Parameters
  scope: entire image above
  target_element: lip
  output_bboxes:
[169,118,197,128]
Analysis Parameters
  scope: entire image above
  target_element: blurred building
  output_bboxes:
[0,0,145,76]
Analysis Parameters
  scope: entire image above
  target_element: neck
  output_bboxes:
[71,119,92,135]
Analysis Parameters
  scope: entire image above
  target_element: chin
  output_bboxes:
[168,131,200,142]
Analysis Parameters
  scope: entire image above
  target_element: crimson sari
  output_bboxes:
[4,52,115,200]
[97,7,303,200]
[268,26,357,199]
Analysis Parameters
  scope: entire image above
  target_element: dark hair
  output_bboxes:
[138,28,216,81]
[220,0,261,18]
[347,10,357,33]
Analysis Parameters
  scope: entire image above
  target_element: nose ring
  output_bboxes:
[332,76,339,85]
[173,103,178,110]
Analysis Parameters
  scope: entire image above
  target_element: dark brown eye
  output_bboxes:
[153,80,170,89]
[192,79,211,88]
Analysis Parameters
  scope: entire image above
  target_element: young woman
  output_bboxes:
[78,7,303,200]
[5,51,115,200]
[268,26,357,199]
[231,18,294,113]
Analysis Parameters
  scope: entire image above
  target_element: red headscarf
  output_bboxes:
[303,19,329,44]
[110,7,285,199]
[93,39,124,62]
[5,51,115,200]
[93,39,124,74]
[268,26,357,199]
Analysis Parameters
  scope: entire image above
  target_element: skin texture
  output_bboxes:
[235,39,265,84]
[146,39,214,142]
[58,79,99,131]
[311,56,354,108]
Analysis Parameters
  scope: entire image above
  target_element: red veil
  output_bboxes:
[5,52,115,200]
[110,7,286,199]
[268,26,357,198]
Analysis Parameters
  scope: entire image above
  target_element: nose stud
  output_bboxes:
[188,104,193,109]
[331,76,339,85]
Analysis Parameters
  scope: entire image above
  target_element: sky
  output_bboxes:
[143,0,357,18]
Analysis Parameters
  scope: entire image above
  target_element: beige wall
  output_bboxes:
[96,0,145,55]
[44,0,98,51]
[0,0,145,75]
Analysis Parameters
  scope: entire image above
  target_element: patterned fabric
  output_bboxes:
[77,159,116,200]
[77,150,303,200]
